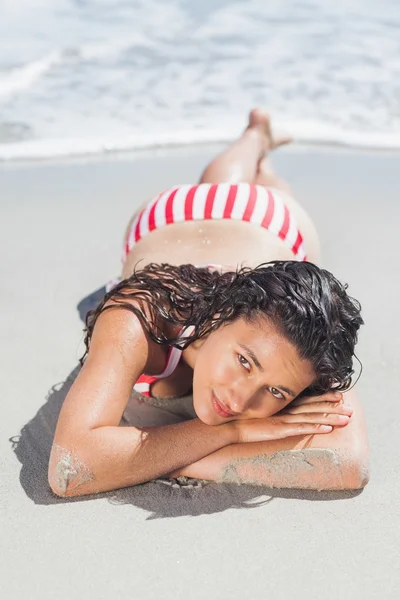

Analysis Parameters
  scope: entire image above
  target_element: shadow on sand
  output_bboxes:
[11,287,362,519]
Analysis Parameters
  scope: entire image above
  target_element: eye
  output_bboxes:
[268,386,286,400]
[238,354,251,371]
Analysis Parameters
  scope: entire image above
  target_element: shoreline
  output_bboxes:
[1,138,400,170]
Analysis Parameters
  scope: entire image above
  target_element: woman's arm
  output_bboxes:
[50,306,368,495]
[168,390,370,490]
[48,307,236,497]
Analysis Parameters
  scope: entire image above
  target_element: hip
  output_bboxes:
[121,183,320,275]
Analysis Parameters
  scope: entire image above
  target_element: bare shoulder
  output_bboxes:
[86,303,149,374]
[53,303,163,439]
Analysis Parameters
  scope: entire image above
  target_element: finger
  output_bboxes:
[274,423,333,439]
[290,391,343,407]
[280,412,351,427]
[284,402,353,416]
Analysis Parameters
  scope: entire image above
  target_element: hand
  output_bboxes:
[232,391,353,444]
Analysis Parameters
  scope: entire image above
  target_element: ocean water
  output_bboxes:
[0,0,399,161]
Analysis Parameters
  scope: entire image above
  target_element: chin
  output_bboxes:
[198,414,218,426]
[193,398,218,426]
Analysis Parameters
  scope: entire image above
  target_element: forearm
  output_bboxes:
[170,417,369,490]
[169,437,342,488]
[170,392,370,491]
[49,418,236,497]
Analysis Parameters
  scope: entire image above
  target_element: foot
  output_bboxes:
[247,108,292,154]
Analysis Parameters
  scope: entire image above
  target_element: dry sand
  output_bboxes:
[1,145,399,599]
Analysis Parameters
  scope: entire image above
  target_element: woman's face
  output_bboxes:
[190,316,316,426]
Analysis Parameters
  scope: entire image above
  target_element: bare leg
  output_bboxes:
[123,109,321,260]
[199,109,291,184]
[255,156,293,196]
[123,109,290,247]
[199,108,320,262]
[255,151,321,263]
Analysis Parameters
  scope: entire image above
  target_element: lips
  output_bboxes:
[212,391,236,418]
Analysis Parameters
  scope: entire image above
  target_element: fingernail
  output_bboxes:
[320,425,333,432]
[337,415,350,422]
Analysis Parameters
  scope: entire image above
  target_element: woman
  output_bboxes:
[49,109,368,497]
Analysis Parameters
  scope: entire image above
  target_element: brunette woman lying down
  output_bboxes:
[49,109,369,496]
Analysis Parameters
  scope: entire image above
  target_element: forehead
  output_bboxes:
[221,316,315,388]
[220,316,285,344]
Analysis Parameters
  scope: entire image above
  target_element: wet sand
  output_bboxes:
[1,145,399,599]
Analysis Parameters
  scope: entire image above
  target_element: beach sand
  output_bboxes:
[1,145,399,599]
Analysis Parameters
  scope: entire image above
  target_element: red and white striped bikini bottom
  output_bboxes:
[124,183,307,262]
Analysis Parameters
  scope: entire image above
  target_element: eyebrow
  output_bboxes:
[278,385,297,398]
[238,343,297,397]
[239,343,264,371]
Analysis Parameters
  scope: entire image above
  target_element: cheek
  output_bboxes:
[213,359,234,382]
[196,347,235,386]
[250,393,292,419]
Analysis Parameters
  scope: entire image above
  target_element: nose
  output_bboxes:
[226,387,253,415]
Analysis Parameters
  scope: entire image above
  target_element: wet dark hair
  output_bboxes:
[83,261,363,397]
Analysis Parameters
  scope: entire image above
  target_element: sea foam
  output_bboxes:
[0,0,399,161]
[1,122,399,162]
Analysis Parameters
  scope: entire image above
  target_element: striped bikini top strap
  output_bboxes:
[150,324,195,381]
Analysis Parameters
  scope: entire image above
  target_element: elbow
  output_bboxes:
[48,464,74,498]
[336,391,370,490]
[337,411,370,490]
[339,443,370,490]
[48,467,68,498]
[48,443,95,498]
[308,438,370,491]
